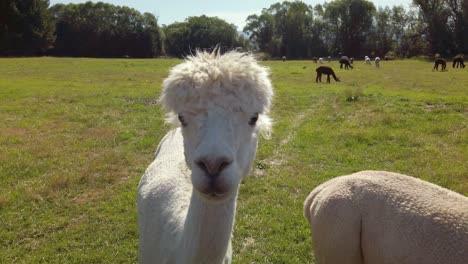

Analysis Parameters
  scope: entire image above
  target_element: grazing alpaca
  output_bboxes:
[349,57,354,64]
[365,56,371,65]
[433,58,447,71]
[318,57,323,64]
[375,57,380,68]
[304,171,468,264]
[327,56,331,63]
[316,66,340,83]
[313,57,318,63]
[137,50,273,263]
[452,55,465,68]
[282,55,286,62]
[339,56,353,69]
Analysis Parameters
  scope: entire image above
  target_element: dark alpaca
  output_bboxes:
[339,56,353,69]
[313,57,318,63]
[316,66,340,83]
[433,58,447,71]
[452,56,465,68]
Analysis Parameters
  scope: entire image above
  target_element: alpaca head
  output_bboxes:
[160,50,273,202]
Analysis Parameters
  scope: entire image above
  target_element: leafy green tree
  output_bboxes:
[389,6,409,49]
[50,2,162,57]
[445,0,465,53]
[244,1,326,58]
[163,22,191,56]
[187,15,238,51]
[283,1,315,57]
[324,0,376,57]
[413,0,453,55]
[399,7,429,57]
[237,34,250,50]
[464,0,468,53]
[0,0,55,55]
[371,7,393,56]
[244,12,275,54]
[163,15,240,57]
[143,12,164,56]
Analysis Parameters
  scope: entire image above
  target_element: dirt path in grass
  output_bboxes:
[253,106,317,177]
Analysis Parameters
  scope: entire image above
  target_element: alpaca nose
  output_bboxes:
[195,157,232,177]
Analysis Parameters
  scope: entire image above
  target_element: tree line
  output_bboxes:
[244,0,466,58]
[0,0,466,58]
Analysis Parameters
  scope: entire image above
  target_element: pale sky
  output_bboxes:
[49,0,413,30]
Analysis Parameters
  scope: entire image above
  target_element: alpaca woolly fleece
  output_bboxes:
[375,57,380,68]
[138,50,274,264]
[304,170,468,264]
[160,50,273,132]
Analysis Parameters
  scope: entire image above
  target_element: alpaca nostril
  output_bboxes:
[195,157,232,177]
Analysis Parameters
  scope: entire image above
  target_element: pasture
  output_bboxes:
[0,57,467,263]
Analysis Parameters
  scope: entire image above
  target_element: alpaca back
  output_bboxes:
[355,171,468,264]
[305,171,468,264]
[316,66,333,75]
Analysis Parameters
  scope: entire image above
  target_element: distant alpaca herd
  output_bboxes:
[138,50,468,264]
[433,55,466,71]
[284,54,465,72]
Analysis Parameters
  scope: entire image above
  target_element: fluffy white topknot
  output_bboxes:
[159,50,274,135]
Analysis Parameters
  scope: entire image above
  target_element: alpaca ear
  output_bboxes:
[257,114,273,139]
[164,112,180,127]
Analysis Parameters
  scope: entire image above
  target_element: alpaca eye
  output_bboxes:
[178,114,187,127]
[249,113,259,126]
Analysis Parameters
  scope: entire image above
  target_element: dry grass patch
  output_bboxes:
[0,195,8,209]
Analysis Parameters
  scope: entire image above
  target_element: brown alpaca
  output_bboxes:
[433,58,447,71]
[452,56,465,68]
[316,66,340,83]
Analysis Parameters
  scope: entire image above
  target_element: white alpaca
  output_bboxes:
[137,50,273,264]
[375,57,381,68]
[304,170,468,264]
[318,57,323,64]
[327,56,331,63]
[365,56,371,65]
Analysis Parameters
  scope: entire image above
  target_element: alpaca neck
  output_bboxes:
[178,191,237,263]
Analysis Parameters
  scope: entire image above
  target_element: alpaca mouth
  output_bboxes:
[208,192,224,198]
[198,188,229,201]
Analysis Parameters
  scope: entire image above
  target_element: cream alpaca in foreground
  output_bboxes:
[137,50,273,263]
[304,170,468,264]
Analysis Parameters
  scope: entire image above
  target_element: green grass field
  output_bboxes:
[1,57,467,263]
